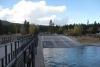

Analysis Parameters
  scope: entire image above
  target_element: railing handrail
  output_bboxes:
[0,35,31,47]
[0,34,33,45]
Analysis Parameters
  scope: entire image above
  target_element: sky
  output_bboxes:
[0,0,100,25]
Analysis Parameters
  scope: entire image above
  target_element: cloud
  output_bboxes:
[0,7,10,19]
[0,0,66,25]
[38,15,56,21]
[46,6,66,13]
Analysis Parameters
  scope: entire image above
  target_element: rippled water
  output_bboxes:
[43,46,100,67]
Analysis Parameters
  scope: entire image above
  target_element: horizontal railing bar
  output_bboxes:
[0,34,33,45]
[0,36,33,47]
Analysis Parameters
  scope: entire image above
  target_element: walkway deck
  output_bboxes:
[35,36,45,67]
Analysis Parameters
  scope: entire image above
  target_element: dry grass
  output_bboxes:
[73,36,100,44]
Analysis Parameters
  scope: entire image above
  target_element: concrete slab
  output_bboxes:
[35,36,45,67]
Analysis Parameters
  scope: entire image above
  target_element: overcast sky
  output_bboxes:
[0,0,100,25]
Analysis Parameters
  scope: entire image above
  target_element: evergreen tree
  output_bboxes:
[0,20,3,34]
[92,21,98,34]
[24,20,30,34]
[49,20,54,34]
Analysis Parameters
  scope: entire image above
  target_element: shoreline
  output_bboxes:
[68,35,100,46]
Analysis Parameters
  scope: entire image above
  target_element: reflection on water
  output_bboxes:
[43,46,100,67]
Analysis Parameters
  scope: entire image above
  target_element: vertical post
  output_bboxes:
[8,54,10,63]
[5,45,7,65]
[10,35,12,42]
[1,58,4,67]
[7,37,8,42]
[3,37,4,43]
[3,37,5,43]
[17,41,19,53]
[14,42,17,67]
[31,43,35,67]
[23,51,26,66]
[11,43,13,59]
[18,41,19,48]
[15,42,17,57]
[29,45,31,54]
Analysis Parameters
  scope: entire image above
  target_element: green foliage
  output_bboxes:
[0,20,3,34]
[29,24,39,34]
[49,20,54,34]
[56,27,63,34]
[0,20,19,34]
[73,25,82,35]
[24,20,30,34]
[92,21,99,34]
[39,20,100,36]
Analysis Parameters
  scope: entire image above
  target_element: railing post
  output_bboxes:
[5,45,7,65]
[15,42,17,57]
[23,51,26,65]
[17,41,19,53]
[3,37,4,43]
[11,43,13,59]
[1,58,4,67]
[8,54,10,63]
[31,43,35,67]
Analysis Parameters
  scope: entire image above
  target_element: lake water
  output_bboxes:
[43,46,100,67]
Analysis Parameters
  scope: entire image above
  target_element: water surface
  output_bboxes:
[43,46,100,67]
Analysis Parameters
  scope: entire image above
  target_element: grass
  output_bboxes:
[73,36,100,44]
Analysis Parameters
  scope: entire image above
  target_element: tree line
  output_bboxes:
[0,19,100,36]
[0,20,38,35]
[39,20,100,36]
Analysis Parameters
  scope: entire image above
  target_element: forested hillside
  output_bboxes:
[0,20,38,35]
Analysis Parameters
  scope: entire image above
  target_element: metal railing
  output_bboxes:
[0,34,38,67]
[0,34,31,44]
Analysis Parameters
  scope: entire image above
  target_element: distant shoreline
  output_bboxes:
[68,35,100,46]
